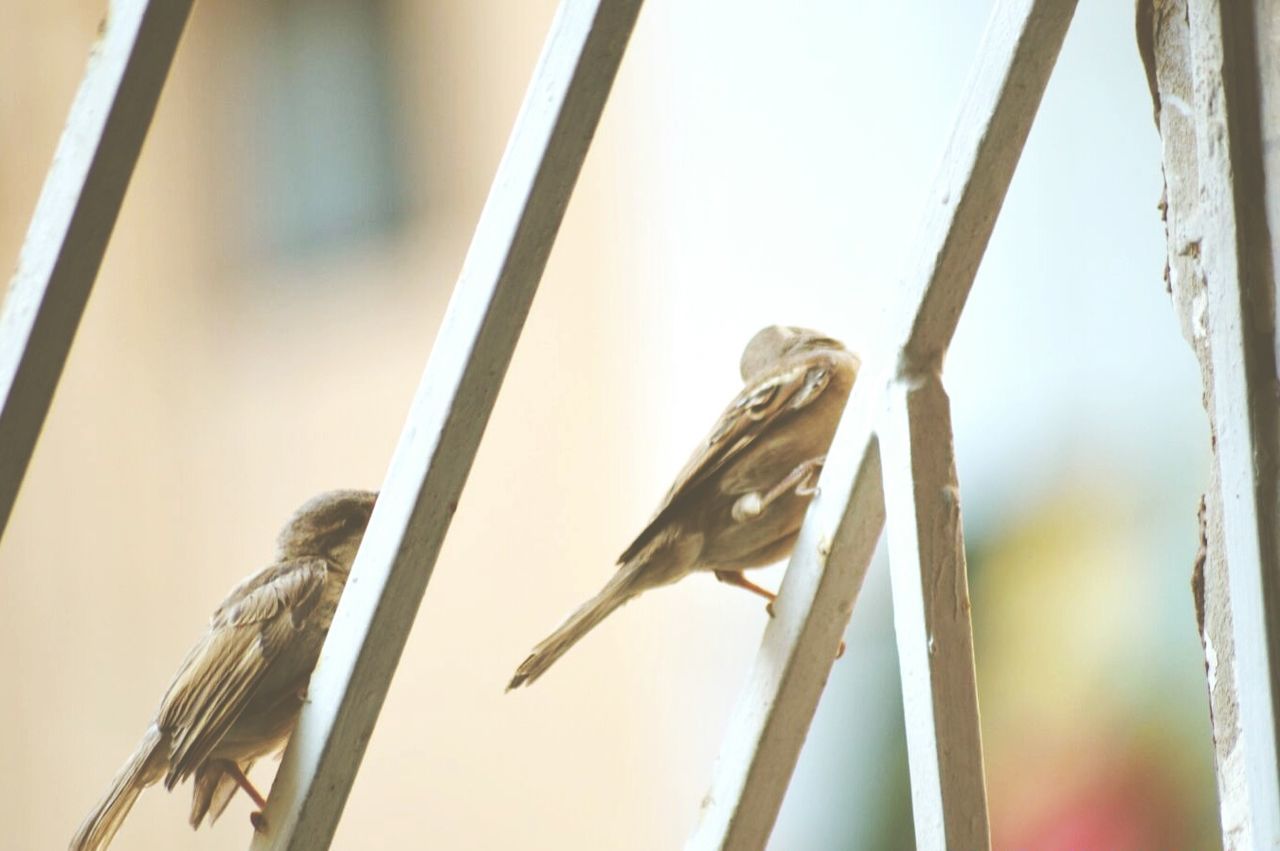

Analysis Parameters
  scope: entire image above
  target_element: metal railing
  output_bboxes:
[2,0,1275,849]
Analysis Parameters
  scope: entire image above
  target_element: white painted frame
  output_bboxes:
[688,2,1076,847]
[5,0,1275,849]
[250,0,646,847]
[0,0,193,539]
[1186,0,1280,844]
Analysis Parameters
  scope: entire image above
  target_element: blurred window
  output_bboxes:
[228,0,407,260]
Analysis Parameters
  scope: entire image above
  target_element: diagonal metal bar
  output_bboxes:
[0,0,193,544]
[688,1,1076,847]
[881,376,988,850]
[250,1,644,848]
[687,388,886,851]
[891,0,1078,371]
[1186,0,1280,843]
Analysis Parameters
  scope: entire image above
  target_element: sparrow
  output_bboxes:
[70,489,378,851]
[508,326,859,689]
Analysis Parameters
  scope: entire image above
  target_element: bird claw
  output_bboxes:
[765,600,776,618]
[795,459,824,496]
[250,811,268,833]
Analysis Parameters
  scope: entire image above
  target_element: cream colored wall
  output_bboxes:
[0,2,721,849]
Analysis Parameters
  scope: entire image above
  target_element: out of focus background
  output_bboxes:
[0,1,1217,848]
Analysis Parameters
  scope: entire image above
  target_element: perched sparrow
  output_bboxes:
[70,489,378,851]
[508,326,859,689]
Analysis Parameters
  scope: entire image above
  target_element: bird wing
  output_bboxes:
[618,358,832,564]
[156,557,330,787]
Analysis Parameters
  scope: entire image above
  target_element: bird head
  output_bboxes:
[276,489,378,566]
[739,325,851,381]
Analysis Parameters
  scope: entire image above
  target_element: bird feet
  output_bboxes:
[714,570,777,610]
[223,761,270,833]
[715,571,845,657]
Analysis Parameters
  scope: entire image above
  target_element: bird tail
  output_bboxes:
[70,726,165,851]
[508,567,642,690]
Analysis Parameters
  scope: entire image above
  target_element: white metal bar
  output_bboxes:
[882,376,988,850]
[1187,0,1280,843]
[688,1,1075,847]
[0,0,192,542]
[687,389,886,850]
[250,1,644,848]
[890,0,1078,371]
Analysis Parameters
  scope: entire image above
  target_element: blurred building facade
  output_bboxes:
[0,1,686,848]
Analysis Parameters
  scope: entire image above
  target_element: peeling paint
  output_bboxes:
[817,535,832,564]
[1221,728,1253,850]
[1165,92,1194,117]
[1206,632,1219,691]
[1192,289,1208,339]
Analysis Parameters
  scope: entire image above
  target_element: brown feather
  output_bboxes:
[509,327,859,688]
[70,489,376,849]
[160,557,328,787]
[618,360,834,565]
